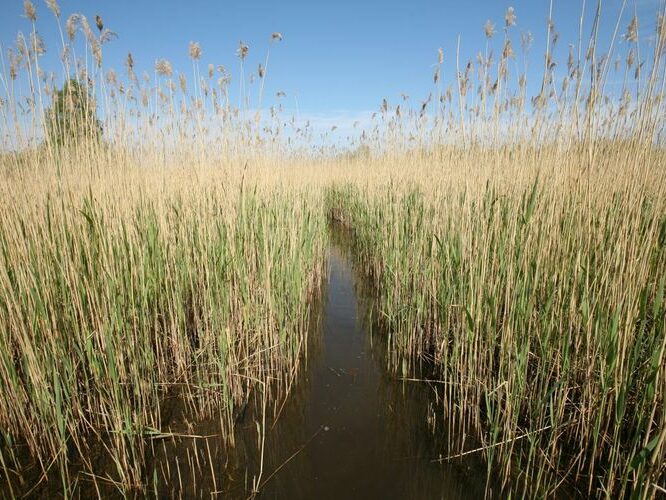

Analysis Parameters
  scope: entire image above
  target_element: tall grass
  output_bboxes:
[325,147,666,497]
[1,2,332,494]
[1,0,665,497]
[0,163,327,494]
[320,2,666,496]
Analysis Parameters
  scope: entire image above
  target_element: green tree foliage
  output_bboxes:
[46,79,102,147]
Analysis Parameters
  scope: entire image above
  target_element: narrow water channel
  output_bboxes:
[223,239,489,498]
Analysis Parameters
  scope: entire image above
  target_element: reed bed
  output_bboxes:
[325,145,666,497]
[0,160,327,495]
[0,1,332,495]
[1,0,665,497]
[314,2,666,496]
[319,4,666,496]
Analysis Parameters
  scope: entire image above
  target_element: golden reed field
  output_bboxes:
[0,1,665,497]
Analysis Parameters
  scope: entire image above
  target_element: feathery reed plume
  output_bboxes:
[45,0,60,18]
[16,33,29,60]
[520,30,533,51]
[155,59,173,77]
[484,20,495,38]
[502,39,514,59]
[30,32,45,57]
[7,48,18,80]
[237,41,249,60]
[66,13,79,41]
[188,41,202,60]
[420,93,431,117]
[258,63,265,78]
[79,15,96,45]
[100,29,118,44]
[24,0,37,21]
[91,41,102,65]
[505,7,516,27]
[106,68,117,85]
[625,16,638,42]
[656,14,666,51]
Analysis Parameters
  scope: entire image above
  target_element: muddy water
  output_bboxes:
[219,240,489,499]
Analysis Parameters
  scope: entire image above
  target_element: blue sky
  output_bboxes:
[1,0,663,133]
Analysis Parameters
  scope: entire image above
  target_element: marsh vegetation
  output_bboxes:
[0,1,665,497]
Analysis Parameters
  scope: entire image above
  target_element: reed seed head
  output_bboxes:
[106,68,117,85]
[484,20,495,38]
[80,16,95,44]
[155,59,173,77]
[24,1,37,21]
[505,7,516,27]
[657,15,666,51]
[189,41,202,60]
[91,40,102,66]
[521,30,533,51]
[502,39,514,59]
[30,32,45,57]
[626,16,638,42]
[100,29,118,44]
[45,0,60,18]
[237,41,249,60]
[66,13,79,41]
[16,33,29,59]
